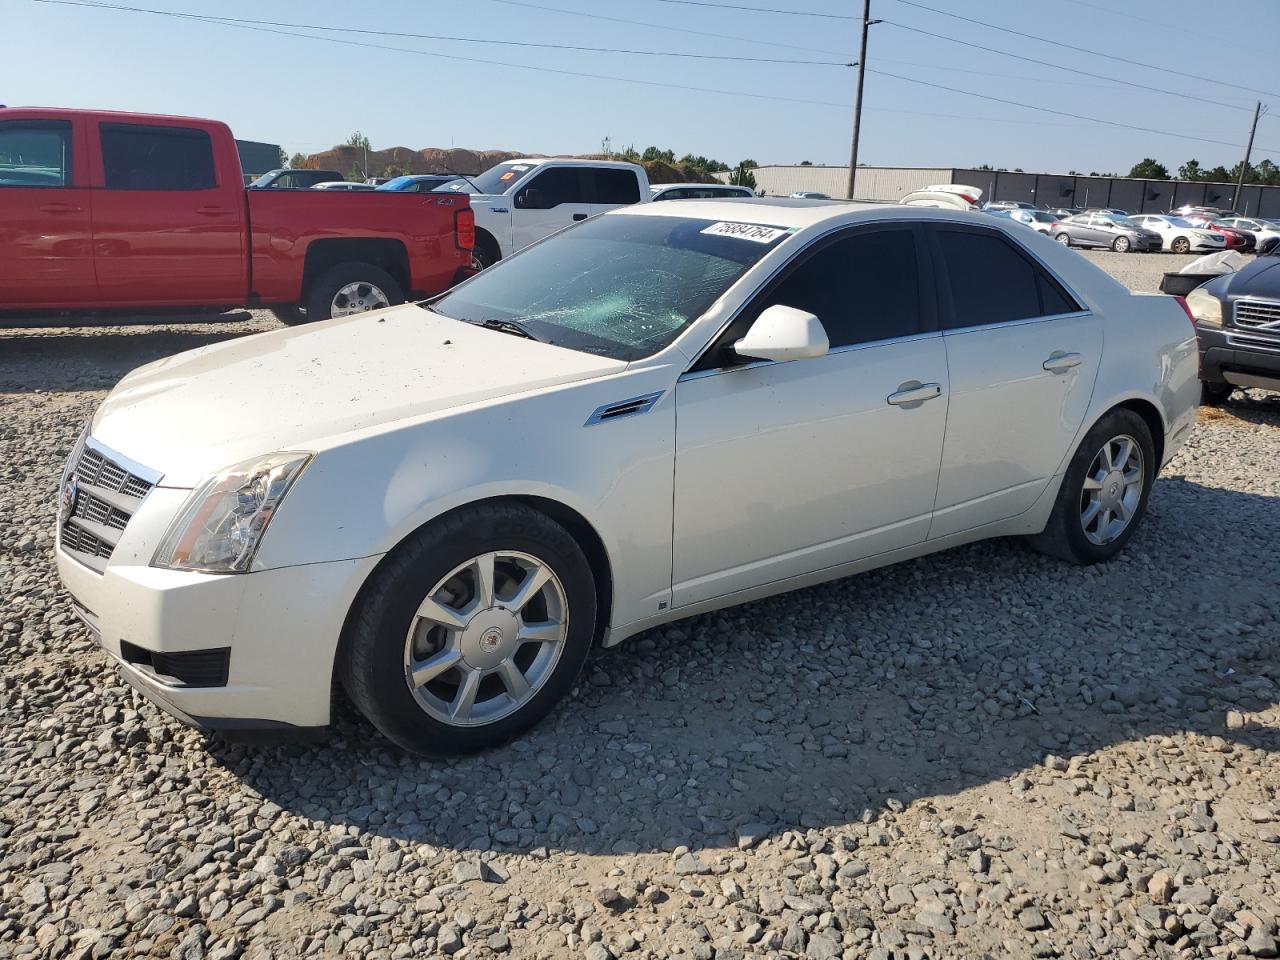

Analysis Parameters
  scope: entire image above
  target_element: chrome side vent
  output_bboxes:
[585,391,664,427]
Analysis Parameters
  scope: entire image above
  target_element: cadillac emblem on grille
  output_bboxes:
[59,475,79,525]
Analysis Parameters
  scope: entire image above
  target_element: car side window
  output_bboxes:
[523,167,588,207]
[758,229,922,348]
[101,123,216,190]
[935,228,1080,329]
[592,169,642,205]
[0,120,72,188]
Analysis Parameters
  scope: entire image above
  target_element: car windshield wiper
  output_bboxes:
[471,318,544,342]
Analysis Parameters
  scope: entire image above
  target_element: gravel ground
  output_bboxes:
[2,254,1278,960]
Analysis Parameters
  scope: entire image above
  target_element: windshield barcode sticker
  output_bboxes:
[700,222,789,244]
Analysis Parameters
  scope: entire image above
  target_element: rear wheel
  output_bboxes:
[305,261,403,322]
[1112,235,1131,253]
[1171,236,1191,254]
[341,503,597,755]
[1028,408,1155,565]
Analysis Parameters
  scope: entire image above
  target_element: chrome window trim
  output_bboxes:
[677,331,944,383]
[941,309,1093,337]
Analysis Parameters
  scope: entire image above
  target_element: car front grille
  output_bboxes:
[59,442,159,574]
[1233,299,1280,335]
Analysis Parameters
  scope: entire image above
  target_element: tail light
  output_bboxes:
[454,207,475,252]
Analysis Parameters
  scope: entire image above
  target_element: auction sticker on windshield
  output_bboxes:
[700,222,791,244]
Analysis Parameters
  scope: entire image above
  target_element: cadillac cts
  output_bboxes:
[56,200,1200,754]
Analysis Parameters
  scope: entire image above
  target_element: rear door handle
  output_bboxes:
[886,381,942,407]
[572,213,588,221]
[39,202,82,214]
[1043,351,1083,373]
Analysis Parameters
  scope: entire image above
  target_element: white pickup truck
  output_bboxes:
[444,159,651,267]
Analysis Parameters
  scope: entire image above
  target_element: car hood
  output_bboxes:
[91,305,625,487]
[1211,255,1280,301]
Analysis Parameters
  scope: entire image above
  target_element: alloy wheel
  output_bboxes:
[331,281,390,317]
[1079,434,1144,546]
[402,551,568,727]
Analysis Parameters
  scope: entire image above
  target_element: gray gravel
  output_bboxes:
[2,259,1278,959]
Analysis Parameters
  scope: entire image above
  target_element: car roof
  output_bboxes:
[612,197,1010,230]
[650,182,749,191]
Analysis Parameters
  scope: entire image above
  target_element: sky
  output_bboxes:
[6,0,1280,175]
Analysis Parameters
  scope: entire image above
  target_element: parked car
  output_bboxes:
[1006,209,1061,234]
[899,183,983,211]
[1085,207,1131,218]
[0,107,474,320]
[248,167,344,190]
[1183,248,1280,403]
[1194,219,1255,251]
[982,200,1038,212]
[650,183,755,201]
[1048,207,1083,218]
[378,174,464,194]
[1216,216,1280,254]
[55,202,1198,753]
[789,191,831,199]
[312,181,376,191]
[440,158,650,268]
[1051,213,1161,252]
[1175,205,1240,219]
[1128,214,1227,254]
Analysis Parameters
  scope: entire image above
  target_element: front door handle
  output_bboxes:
[572,213,588,221]
[1043,351,1083,373]
[39,202,82,214]
[887,381,942,407]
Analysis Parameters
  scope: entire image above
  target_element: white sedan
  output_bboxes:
[1129,214,1227,253]
[56,200,1200,754]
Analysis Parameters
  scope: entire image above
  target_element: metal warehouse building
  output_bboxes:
[726,164,1280,217]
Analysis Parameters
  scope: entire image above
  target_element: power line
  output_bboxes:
[867,67,1280,155]
[881,20,1255,114]
[877,58,1112,89]
[642,0,853,19]
[886,0,1275,98]
[37,0,859,109]
[30,0,852,66]
[1060,0,1275,57]
[480,0,848,57]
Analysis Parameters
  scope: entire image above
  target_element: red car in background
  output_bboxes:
[0,107,475,322]
[1183,214,1254,251]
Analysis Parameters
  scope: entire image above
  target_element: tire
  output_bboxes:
[1027,408,1156,565]
[1112,235,1131,253]
[268,305,307,326]
[341,502,597,755]
[304,261,403,322]
[1200,380,1233,406]
[1171,236,1191,254]
[1055,232,1072,246]
[471,233,499,271]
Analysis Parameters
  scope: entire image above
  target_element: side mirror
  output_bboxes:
[733,304,829,362]
[516,188,546,210]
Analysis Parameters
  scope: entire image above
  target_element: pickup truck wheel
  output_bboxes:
[1027,409,1155,565]
[340,502,597,756]
[306,262,403,322]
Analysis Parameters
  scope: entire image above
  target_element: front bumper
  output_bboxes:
[57,546,381,731]
[1196,322,1280,390]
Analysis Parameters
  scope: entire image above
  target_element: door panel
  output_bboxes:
[0,118,97,307]
[672,336,948,607]
[511,167,591,253]
[89,121,246,306]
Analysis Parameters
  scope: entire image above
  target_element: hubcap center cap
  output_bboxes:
[1101,469,1125,507]
[460,608,520,669]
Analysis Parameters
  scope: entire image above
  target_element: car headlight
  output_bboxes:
[1185,287,1224,327]
[152,452,311,573]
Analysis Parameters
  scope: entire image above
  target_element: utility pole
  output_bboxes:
[1231,100,1266,210]
[845,0,878,199]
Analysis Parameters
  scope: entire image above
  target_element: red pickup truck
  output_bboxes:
[0,107,474,322]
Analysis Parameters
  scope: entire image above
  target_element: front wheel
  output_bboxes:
[1200,380,1233,406]
[1028,408,1155,565]
[1055,232,1072,246]
[1112,235,1131,253]
[341,503,597,755]
[1171,236,1191,254]
[305,262,403,322]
